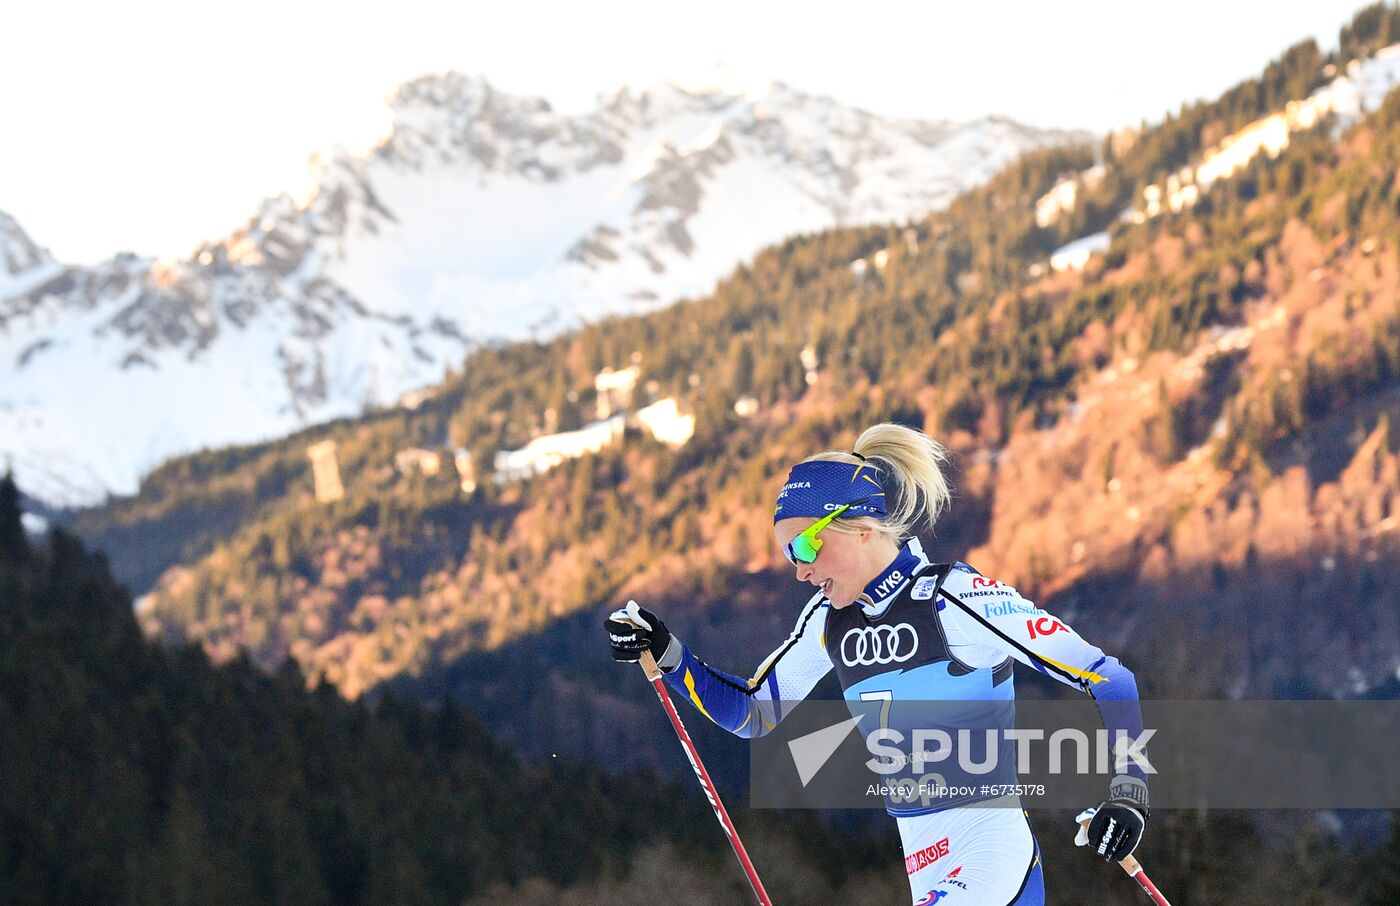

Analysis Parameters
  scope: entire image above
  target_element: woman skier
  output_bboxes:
[606,423,1149,904]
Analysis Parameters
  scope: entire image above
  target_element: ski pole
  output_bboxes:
[638,649,774,906]
[1117,852,1171,905]
[1079,818,1172,905]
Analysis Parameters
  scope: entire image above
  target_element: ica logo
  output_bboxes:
[1026,616,1067,639]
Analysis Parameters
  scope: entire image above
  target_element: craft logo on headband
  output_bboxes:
[774,460,888,522]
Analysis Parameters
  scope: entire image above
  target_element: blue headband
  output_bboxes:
[773,460,888,523]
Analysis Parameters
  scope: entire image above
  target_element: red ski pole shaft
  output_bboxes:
[639,650,773,906]
[1119,854,1172,906]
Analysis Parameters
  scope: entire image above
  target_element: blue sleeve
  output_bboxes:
[1083,657,1150,787]
[663,644,772,738]
[661,594,831,739]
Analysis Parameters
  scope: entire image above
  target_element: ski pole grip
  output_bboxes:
[639,649,663,681]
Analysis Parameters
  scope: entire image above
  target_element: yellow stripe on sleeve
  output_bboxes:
[1035,654,1107,684]
[683,668,718,723]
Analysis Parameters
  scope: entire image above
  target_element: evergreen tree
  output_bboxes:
[0,471,27,564]
[1366,811,1400,905]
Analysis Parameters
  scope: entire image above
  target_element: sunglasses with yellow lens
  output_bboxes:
[783,499,867,565]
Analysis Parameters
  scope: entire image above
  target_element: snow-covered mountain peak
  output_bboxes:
[0,211,56,296]
[1,76,1085,506]
[630,80,743,118]
[390,71,497,109]
[373,72,626,182]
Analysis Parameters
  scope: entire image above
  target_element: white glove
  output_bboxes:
[1073,808,1097,847]
[608,600,652,629]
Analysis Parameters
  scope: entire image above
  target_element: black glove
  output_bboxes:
[1079,775,1149,862]
[605,600,673,664]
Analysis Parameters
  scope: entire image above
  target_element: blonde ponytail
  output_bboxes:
[804,423,952,540]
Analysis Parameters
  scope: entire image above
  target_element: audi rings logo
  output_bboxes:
[840,623,919,666]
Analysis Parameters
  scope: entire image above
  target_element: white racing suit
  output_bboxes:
[656,538,1144,904]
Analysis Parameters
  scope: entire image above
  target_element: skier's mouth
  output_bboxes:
[821,578,833,596]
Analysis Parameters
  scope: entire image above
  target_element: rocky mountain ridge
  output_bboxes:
[0,77,1081,506]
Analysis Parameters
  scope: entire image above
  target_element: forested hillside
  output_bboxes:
[8,476,1400,903]
[1,474,931,904]
[72,6,1400,710]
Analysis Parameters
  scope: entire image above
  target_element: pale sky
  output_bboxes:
[0,0,1370,264]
